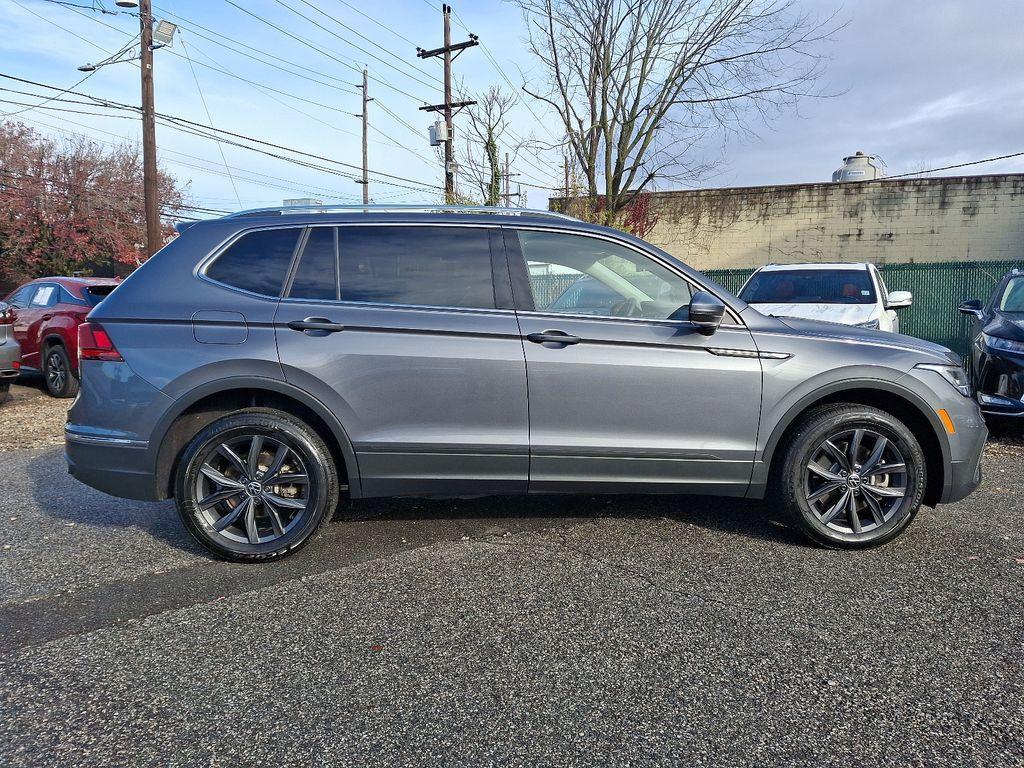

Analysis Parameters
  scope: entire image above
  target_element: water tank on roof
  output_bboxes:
[832,151,886,182]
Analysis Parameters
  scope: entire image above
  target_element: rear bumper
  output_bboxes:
[65,429,160,501]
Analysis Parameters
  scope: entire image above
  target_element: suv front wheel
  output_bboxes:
[774,404,927,549]
[174,409,340,562]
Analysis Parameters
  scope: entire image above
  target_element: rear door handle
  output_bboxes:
[287,317,345,336]
[526,330,581,346]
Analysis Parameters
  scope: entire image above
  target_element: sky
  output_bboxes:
[1,0,1023,215]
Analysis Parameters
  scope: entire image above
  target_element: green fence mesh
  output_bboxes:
[704,260,1024,358]
[533,260,1024,359]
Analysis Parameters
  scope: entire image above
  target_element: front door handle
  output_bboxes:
[287,317,345,336]
[526,330,581,346]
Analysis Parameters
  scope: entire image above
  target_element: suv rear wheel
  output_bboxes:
[44,344,78,398]
[774,404,927,549]
[174,408,340,562]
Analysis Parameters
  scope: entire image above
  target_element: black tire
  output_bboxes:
[772,403,927,549]
[0,381,9,406]
[43,344,78,398]
[174,408,340,562]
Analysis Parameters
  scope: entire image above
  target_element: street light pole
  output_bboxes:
[139,0,160,257]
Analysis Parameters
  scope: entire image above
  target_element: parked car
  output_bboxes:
[66,206,986,562]
[959,268,1024,417]
[2,277,119,397]
[738,263,912,332]
[0,301,22,405]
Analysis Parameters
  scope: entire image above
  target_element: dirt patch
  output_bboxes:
[0,378,67,451]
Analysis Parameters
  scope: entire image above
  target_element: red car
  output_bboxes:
[3,277,120,397]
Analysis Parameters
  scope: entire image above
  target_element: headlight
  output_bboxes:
[983,333,1024,354]
[915,363,971,397]
[855,319,880,330]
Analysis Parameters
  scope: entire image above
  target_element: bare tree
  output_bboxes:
[514,0,838,219]
[459,85,524,206]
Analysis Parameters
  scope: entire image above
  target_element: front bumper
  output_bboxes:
[975,347,1024,416]
[937,394,987,504]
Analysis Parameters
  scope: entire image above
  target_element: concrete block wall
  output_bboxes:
[641,174,1024,270]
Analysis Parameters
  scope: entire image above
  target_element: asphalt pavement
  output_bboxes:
[1,441,1022,767]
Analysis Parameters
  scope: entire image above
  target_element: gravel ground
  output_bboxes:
[0,388,1023,767]
[0,378,67,451]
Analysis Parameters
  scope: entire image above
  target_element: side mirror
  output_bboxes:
[958,299,983,319]
[886,290,913,309]
[688,290,726,334]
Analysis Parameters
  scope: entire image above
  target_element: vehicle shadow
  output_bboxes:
[337,491,803,547]
[25,449,208,557]
[26,447,801,558]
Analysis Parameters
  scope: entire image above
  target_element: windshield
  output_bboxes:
[740,269,876,305]
[998,276,1024,313]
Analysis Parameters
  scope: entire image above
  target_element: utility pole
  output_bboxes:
[356,68,372,204]
[503,152,510,207]
[563,154,570,214]
[501,152,521,207]
[417,5,478,202]
[139,0,160,256]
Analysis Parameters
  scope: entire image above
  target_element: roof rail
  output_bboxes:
[225,204,579,221]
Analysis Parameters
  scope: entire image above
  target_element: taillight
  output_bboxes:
[78,321,123,362]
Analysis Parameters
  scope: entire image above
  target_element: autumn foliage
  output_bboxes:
[0,122,186,286]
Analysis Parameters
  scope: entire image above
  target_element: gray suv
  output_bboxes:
[65,206,987,561]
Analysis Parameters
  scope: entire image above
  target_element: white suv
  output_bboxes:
[738,262,912,332]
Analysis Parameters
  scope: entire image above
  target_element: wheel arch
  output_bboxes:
[152,377,361,501]
[761,381,948,507]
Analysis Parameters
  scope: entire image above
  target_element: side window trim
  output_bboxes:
[331,223,500,312]
[489,228,515,311]
[502,227,536,312]
[503,226,743,326]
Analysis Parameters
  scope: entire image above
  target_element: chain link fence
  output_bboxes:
[705,260,1023,358]
[534,261,1024,359]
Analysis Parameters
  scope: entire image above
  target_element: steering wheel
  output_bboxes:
[610,297,643,317]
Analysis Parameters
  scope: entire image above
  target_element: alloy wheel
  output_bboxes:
[804,428,908,535]
[192,433,313,545]
[46,351,66,393]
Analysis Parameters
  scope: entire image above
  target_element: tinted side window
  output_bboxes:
[289,227,338,301]
[207,228,301,297]
[339,226,495,309]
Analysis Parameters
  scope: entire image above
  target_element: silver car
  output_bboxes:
[0,301,21,405]
[65,206,986,562]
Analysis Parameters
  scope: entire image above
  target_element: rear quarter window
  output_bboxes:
[206,228,301,297]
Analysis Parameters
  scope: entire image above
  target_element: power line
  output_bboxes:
[887,152,1024,179]
[152,3,362,96]
[0,73,443,192]
[272,0,443,89]
[220,0,429,105]
[178,36,241,207]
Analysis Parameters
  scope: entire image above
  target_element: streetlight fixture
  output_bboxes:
[151,20,177,48]
[77,41,139,72]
